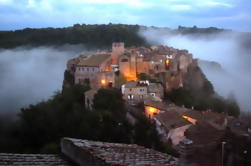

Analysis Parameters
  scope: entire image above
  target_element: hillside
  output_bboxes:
[0,24,148,49]
[0,24,245,49]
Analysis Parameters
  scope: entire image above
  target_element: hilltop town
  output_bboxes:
[66,42,193,89]
[0,42,250,166]
[62,42,251,165]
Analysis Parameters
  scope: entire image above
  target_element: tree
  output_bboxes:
[93,88,126,120]
[165,88,195,108]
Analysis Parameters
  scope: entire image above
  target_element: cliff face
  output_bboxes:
[154,59,215,99]
[183,60,215,98]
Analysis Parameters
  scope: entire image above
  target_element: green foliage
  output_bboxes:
[227,99,240,118]
[63,70,74,87]
[0,86,175,156]
[133,115,179,157]
[0,24,148,49]
[165,87,240,117]
[93,88,126,120]
[202,78,214,97]
[17,85,89,152]
[165,88,195,108]
[177,26,226,35]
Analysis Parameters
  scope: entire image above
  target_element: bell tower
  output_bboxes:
[111,42,124,65]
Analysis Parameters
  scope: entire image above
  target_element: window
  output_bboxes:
[128,94,134,100]
[121,58,128,62]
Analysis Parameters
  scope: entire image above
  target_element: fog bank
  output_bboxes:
[139,28,251,112]
[0,45,88,116]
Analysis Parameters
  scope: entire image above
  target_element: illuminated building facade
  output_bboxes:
[122,81,164,105]
[68,43,193,90]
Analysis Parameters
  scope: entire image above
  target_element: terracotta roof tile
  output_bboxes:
[77,54,110,67]
[62,138,178,166]
[0,153,69,166]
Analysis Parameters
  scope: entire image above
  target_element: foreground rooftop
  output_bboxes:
[0,138,178,166]
[0,153,69,166]
[61,138,178,166]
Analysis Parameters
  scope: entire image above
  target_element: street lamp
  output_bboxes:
[221,141,226,166]
[243,150,248,166]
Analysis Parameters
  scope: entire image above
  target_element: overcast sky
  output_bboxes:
[0,0,250,31]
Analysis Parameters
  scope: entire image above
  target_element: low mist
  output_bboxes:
[139,28,251,112]
[0,45,88,117]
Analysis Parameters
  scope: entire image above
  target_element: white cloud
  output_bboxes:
[203,1,233,8]
[167,4,192,11]
[69,0,151,7]
[0,0,12,5]
[27,0,35,8]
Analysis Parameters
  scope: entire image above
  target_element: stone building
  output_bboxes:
[154,111,192,146]
[111,42,125,65]
[67,42,194,92]
[121,81,164,105]
[74,53,112,88]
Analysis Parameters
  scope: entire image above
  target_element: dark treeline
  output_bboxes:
[0,74,177,156]
[0,23,239,50]
[175,25,228,34]
[0,24,148,49]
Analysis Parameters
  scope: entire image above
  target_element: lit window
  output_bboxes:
[128,94,134,100]
[165,59,170,66]
[101,79,106,85]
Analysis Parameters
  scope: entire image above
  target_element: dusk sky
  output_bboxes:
[0,0,250,31]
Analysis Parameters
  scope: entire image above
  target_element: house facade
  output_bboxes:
[121,81,164,105]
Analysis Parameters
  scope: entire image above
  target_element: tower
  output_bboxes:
[111,42,125,65]
[129,52,137,80]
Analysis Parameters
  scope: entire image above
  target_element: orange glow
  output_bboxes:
[125,73,137,81]
[165,59,170,66]
[149,107,157,113]
[101,79,106,85]
[105,65,110,72]
[145,106,160,119]
[182,115,197,125]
